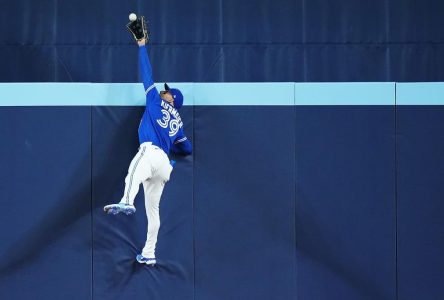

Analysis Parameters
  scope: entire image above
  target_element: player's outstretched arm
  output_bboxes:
[138,42,160,105]
[128,16,159,106]
[138,40,154,92]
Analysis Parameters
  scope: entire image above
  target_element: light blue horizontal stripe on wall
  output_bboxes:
[0,83,194,106]
[193,83,295,105]
[396,82,444,105]
[0,82,443,106]
[295,83,395,105]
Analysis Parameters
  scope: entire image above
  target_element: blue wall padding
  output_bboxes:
[304,46,390,81]
[91,107,194,300]
[1,102,444,300]
[193,106,296,299]
[396,106,444,300]
[295,106,396,300]
[0,107,91,300]
[2,0,444,82]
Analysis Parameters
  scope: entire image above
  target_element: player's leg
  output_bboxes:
[120,145,152,206]
[137,155,172,264]
[138,178,164,264]
[104,145,152,215]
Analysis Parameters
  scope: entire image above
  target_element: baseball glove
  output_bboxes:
[126,16,149,41]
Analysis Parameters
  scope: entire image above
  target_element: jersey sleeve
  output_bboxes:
[171,135,192,156]
[139,45,160,106]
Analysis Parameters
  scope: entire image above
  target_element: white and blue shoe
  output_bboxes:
[103,203,136,215]
[136,254,156,266]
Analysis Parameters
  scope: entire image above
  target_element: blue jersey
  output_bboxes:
[137,45,192,156]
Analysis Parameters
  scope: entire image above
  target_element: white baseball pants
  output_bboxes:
[120,142,172,258]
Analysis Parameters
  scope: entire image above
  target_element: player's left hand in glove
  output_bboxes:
[126,16,149,41]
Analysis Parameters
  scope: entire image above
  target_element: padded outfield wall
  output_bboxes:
[2,0,444,82]
[0,82,443,300]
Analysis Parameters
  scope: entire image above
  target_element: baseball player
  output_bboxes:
[104,16,192,266]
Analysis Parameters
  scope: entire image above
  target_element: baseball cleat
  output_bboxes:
[103,203,136,215]
[136,254,156,266]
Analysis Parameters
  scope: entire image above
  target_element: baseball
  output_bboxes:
[129,13,137,21]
